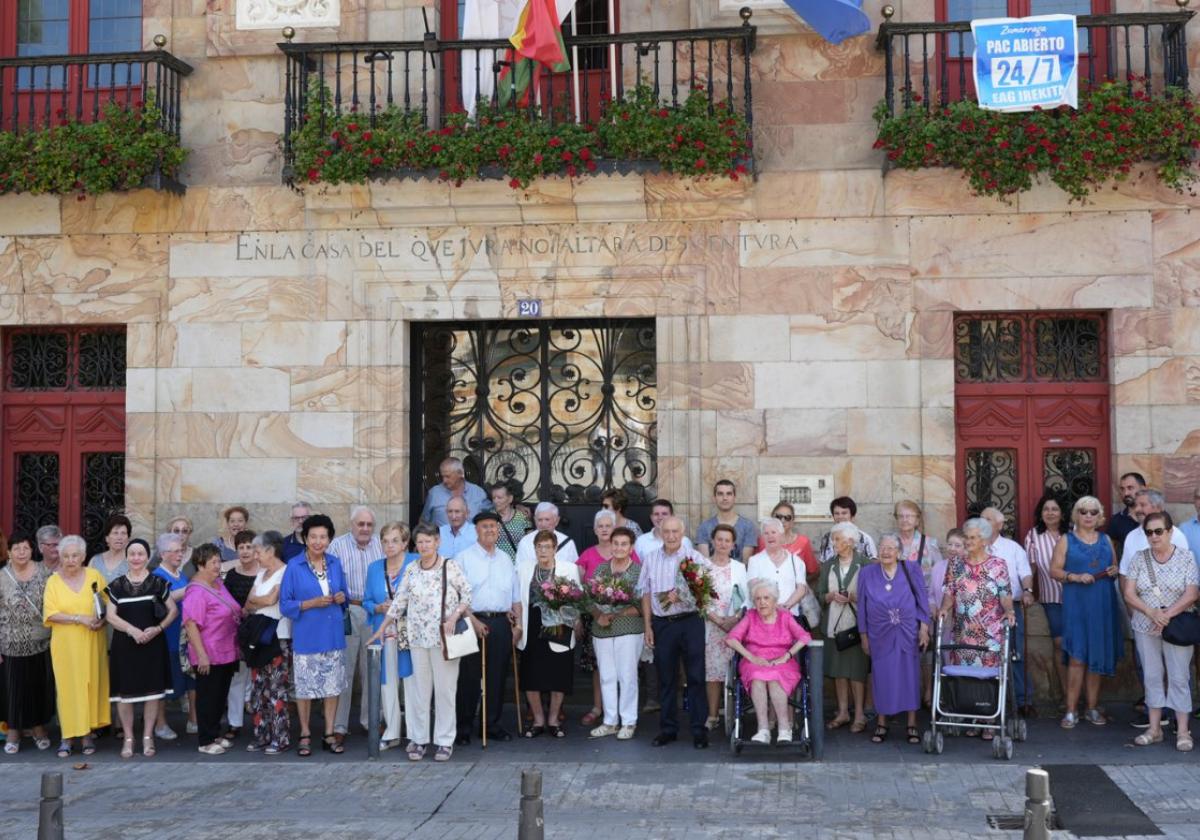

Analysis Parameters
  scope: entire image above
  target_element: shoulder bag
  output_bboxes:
[384,564,410,651]
[897,559,928,647]
[179,581,242,677]
[830,560,861,651]
[791,553,822,631]
[441,559,479,661]
[1141,549,1200,646]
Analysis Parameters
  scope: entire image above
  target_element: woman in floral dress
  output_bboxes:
[937,519,1015,670]
[703,525,748,730]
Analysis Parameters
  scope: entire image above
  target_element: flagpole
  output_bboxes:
[607,0,616,104]
[571,9,581,123]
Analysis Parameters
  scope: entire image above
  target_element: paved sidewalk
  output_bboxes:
[3,759,1198,839]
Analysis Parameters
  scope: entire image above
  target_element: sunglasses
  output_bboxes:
[774,514,794,522]
[1144,527,1168,537]
[1079,509,1101,516]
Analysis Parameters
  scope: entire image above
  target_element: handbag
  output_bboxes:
[440,559,479,661]
[237,612,281,668]
[830,560,861,651]
[384,566,410,651]
[1141,550,1200,646]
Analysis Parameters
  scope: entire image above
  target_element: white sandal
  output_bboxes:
[1133,730,1163,746]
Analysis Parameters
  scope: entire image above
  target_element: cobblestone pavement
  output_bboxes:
[3,706,1198,838]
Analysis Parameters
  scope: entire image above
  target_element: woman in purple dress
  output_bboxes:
[859,533,930,745]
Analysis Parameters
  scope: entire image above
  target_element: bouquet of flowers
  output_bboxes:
[587,573,636,614]
[536,575,586,643]
[658,556,718,612]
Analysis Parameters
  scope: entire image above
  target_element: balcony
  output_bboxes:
[876,10,1193,115]
[277,15,757,185]
[0,45,194,193]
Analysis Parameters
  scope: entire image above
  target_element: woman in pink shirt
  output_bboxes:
[182,544,243,755]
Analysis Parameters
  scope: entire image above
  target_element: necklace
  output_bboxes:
[534,565,554,582]
[882,565,898,592]
[309,561,327,581]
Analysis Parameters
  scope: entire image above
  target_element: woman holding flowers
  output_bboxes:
[516,529,582,738]
[586,526,644,740]
[704,524,748,731]
[575,509,621,728]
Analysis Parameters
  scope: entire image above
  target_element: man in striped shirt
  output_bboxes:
[328,506,383,739]
[639,516,710,749]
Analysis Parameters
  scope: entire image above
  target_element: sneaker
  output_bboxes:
[616,725,636,740]
[1131,715,1153,729]
[1060,712,1078,729]
[216,737,234,749]
[1083,709,1107,726]
[750,729,771,744]
[197,743,226,755]
[589,724,619,739]
[776,728,793,744]
[185,721,198,735]
[154,725,178,741]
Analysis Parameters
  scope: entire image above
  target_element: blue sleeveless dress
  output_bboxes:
[1060,532,1123,676]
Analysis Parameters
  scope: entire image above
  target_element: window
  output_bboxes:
[3,1,142,86]
[940,0,1104,52]
[440,0,619,115]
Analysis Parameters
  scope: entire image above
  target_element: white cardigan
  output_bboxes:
[516,557,581,653]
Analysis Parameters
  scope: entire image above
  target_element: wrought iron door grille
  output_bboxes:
[954,313,1107,384]
[82,452,126,558]
[13,452,60,537]
[412,319,657,508]
[1043,449,1096,515]
[4,327,126,391]
[965,448,1018,538]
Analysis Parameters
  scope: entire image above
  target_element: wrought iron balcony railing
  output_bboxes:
[0,44,193,137]
[277,14,757,182]
[876,10,1193,115]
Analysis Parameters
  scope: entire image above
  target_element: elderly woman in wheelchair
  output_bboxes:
[724,578,812,744]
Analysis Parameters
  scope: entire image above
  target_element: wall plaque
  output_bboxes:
[757,474,835,522]
[236,0,341,31]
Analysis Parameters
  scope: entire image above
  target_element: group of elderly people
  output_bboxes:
[3,468,1199,760]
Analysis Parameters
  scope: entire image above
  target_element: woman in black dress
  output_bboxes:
[517,530,582,738]
[106,538,177,758]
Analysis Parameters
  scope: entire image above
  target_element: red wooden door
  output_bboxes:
[0,327,126,553]
[954,313,1110,539]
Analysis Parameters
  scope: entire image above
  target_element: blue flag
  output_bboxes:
[781,0,871,45]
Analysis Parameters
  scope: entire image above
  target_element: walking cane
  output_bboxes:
[481,634,488,749]
[511,637,524,732]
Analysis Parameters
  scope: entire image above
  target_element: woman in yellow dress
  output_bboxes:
[43,534,110,757]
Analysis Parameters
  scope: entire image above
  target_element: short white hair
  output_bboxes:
[440,457,465,475]
[963,517,994,541]
[59,535,87,556]
[749,578,780,600]
[156,532,183,554]
[759,517,784,535]
[830,521,861,542]
[349,505,376,522]
[878,532,902,550]
[593,509,617,527]
[535,501,559,517]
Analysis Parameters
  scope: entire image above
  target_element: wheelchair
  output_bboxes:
[724,644,819,758]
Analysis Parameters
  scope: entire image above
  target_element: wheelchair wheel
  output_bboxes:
[991,737,1004,760]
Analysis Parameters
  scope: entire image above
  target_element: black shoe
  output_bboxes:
[490,729,513,742]
[1132,714,1171,729]
[693,733,709,749]
[454,734,471,746]
[651,732,677,747]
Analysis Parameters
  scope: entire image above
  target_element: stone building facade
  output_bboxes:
[1,0,1199,699]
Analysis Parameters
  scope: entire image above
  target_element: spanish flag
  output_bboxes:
[509,0,569,67]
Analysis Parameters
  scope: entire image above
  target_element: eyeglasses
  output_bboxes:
[170,528,192,534]
[1079,509,1101,516]
[1144,527,1168,537]
[774,514,793,522]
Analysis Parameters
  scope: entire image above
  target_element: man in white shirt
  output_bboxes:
[439,496,478,558]
[328,505,383,738]
[634,499,694,557]
[455,512,522,744]
[1119,489,1190,575]
[515,502,579,566]
[982,507,1034,713]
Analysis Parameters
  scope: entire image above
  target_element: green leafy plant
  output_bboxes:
[873,82,1200,201]
[292,78,751,188]
[0,99,186,197]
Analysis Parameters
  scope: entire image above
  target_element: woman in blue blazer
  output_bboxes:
[280,514,350,756]
[362,522,419,750]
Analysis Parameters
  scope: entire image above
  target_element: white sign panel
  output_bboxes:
[757,474,835,522]
[971,14,1079,112]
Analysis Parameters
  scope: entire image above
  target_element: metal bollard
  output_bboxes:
[1023,768,1054,840]
[807,641,825,761]
[517,769,544,840]
[37,772,64,840]
[367,644,382,760]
